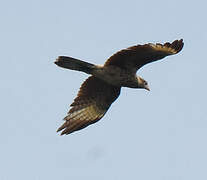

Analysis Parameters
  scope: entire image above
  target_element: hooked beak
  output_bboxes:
[145,85,150,91]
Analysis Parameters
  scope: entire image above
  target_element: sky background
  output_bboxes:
[1,0,207,179]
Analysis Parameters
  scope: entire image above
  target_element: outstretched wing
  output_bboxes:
[57,76,121,135]
[104,39,184,72]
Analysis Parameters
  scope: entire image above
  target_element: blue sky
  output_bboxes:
[1,0,207,179]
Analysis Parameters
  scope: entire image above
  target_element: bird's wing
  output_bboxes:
[57,76,121,135]
[104,39,184,72]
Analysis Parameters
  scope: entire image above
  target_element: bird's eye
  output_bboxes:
[144,82,148,85]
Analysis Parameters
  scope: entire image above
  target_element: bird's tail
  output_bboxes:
[54,56,95,74]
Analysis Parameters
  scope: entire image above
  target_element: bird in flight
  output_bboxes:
[55,39,184,135]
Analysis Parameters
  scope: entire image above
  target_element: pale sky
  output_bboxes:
[1,0,207,179]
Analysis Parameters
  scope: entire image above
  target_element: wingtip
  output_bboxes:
[175,39,184,53]
[167,39,184,54]
[56,127,61,133]
[178,38,184,46]
[56,127,67,136]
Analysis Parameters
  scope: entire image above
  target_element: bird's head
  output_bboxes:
[137,76,150,91]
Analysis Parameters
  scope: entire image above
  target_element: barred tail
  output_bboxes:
[54,56,95,74]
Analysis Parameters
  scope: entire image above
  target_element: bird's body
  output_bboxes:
[92,65,139,88]
[55,39,184,135]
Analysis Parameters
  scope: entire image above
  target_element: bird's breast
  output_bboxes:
[92,66,139,88]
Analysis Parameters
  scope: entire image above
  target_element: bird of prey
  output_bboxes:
[55,39,184,135]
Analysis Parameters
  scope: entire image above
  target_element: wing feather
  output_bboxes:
[104,39,184,72]
[57,76,121,135]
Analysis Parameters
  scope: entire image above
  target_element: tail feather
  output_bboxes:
[55,56,95,74]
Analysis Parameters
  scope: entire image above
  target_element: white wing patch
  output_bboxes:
[65,104,105,122]
[149,43,177,54]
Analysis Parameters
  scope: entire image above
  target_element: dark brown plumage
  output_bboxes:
[57,76,120,135]
[55,39,184,135]
[104,39,183,72]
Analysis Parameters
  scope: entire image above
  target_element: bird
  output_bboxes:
[55,39,184,135]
